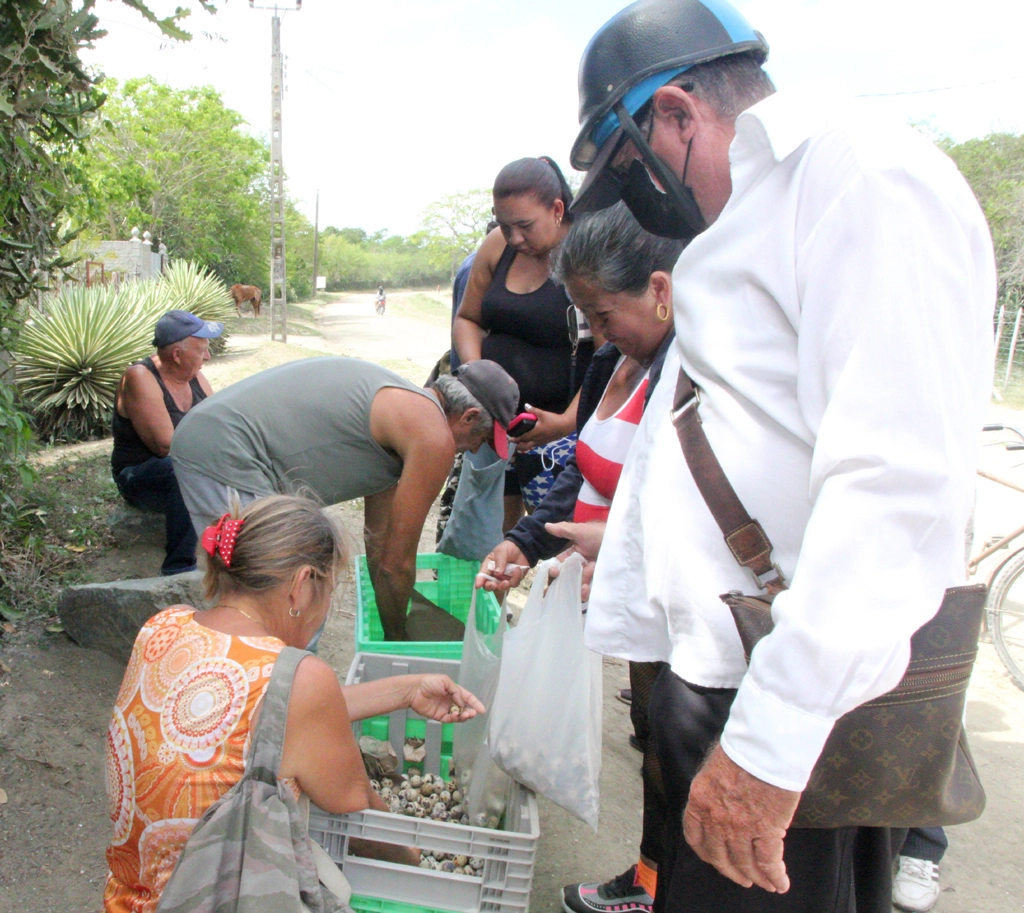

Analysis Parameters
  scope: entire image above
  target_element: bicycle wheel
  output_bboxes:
[987,548,1024,690]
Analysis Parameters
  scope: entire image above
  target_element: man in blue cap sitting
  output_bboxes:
[111,310,222,575]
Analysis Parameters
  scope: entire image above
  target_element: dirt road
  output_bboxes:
[1,296,1023,912]
[315,292,452,380]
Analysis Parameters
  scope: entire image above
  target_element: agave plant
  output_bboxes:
[155,260,235,354]
[15,284,164,441]
[14,261,237,441]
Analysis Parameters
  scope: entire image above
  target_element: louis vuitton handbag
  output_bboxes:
[671,370,986,828]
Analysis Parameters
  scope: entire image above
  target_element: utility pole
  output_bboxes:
[312,188,320,297]
[250,1,301,343]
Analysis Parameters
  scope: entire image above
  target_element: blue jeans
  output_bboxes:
[901,827,947,863]
[115,457,198,576]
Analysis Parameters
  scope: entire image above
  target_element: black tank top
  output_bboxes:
[111,357,207,475]
[479,245,592,413]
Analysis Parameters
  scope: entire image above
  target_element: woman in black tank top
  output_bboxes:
[453,157,597,527]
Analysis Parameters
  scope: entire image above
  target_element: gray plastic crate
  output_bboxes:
[308,653,540,913]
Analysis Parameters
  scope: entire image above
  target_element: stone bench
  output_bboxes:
[58,572,208,663]
[107,504,165,549]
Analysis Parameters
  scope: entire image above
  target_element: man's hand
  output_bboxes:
[545,520,605,561]
[476,540,530,592]
[683,745,800,893]
[545,521,605,601]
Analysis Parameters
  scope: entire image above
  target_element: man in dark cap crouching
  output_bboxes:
[171,356,519,640]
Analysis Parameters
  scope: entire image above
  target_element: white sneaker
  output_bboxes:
[892,855,940,912]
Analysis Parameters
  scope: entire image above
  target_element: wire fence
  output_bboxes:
[993,300,1024,407]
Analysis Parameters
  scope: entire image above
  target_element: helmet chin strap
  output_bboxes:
[614,102,707,237]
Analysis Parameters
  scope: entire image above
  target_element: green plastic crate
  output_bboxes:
[355,552,503,660]
[351,897,459,913]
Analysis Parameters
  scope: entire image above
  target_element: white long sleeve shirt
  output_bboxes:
[584,91,996,792]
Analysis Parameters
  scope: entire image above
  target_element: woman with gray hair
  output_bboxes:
[477,202,684,913]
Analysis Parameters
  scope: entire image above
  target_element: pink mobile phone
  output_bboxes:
[508,412,538,437]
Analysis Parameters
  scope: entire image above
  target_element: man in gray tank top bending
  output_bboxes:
[171,356,518,640]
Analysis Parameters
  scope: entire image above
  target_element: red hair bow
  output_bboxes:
[201,514,245,567]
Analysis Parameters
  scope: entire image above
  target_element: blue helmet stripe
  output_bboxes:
[698,0,759,43]
[591,65,688,151]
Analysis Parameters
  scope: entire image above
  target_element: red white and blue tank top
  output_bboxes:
[573,359,649,524]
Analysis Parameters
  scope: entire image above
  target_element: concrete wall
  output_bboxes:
[85,228,168,282]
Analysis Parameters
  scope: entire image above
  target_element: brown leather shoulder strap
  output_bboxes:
[672,369,787,595]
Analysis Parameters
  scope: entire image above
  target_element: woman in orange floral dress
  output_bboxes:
[104,495,484,912]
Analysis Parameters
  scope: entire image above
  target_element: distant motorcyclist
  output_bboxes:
[375,285,387,315]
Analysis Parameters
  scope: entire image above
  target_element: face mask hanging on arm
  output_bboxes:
[614,103,707,241]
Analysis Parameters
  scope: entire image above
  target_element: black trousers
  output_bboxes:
[629,660,668,864]
[114,457,197,576]
[649,668,905,913]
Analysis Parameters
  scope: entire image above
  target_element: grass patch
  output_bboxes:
[0,452,120,623]
[387,292,452,328]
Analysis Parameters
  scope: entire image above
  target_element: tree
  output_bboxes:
[943,132,1024,300]
[0,0,107,484]
[315,229,446,291]
[0,2,104,314]
[419,189,492,278]
[1,2,222,318]
[77,76,270,286]
[285,200,314,300]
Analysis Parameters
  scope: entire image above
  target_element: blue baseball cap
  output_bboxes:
[153,310,224,348]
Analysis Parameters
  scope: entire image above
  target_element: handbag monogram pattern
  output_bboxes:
[672,370,986,829]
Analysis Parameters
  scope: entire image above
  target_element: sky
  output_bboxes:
[83,0,1024,238]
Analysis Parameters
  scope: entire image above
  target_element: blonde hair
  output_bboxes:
[202,495,348,603]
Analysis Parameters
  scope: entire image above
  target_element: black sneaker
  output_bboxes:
[562,865,654,913]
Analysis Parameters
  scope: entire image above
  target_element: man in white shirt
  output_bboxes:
[562,1,995,911]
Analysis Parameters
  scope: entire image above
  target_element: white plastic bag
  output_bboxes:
[451,588,513,827]
[488,554,602,829]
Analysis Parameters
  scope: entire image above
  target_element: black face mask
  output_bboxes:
[613,103,707,241]
[619,158,702,240]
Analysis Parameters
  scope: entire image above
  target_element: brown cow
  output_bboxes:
[228,284,262,318]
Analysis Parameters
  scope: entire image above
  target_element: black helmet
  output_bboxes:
[571,0,768,172]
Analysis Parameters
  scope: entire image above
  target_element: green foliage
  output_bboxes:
[14,262,234,440]
[316,227,448,291]
[15,284,162,440]
[286,201,314,300]
[0,0,224,498]
[117,0,220,42]
[0,377,37,524]
[419,189,492,278]
[0,1,105,316]
[158,259,236,351]
[77,76,270,289]
[0,451,120,622]
[943,132,1024,300]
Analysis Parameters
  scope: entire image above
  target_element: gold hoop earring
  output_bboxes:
[656,302,670,322]
[289,607,301,618]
